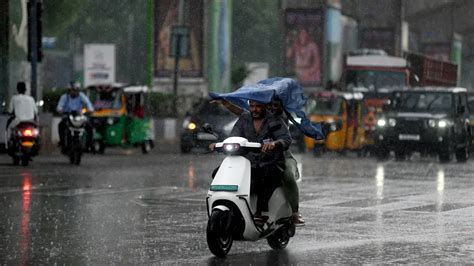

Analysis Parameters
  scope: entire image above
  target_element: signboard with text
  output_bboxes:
[84,44,116,86]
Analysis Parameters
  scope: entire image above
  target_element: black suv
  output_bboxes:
[374,87,471,162]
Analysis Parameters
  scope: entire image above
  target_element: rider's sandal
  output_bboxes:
[254,215,268,228]
[293,214,306,227]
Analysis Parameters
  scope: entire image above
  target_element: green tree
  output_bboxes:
[232,0,285,76]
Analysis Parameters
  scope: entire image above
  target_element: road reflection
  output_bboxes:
[20,171,32,266]
[206,249,297,265]
[375,164,384,199]
[188,161,195,189]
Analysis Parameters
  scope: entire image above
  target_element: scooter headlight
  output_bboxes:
[223,143,240,153]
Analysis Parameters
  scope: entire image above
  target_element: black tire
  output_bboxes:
[21,157,29,167]
[69,152,75,164]
[297,140,306,153]
[394,150,406,161]
[74,150,82,165]
[267,227,290,250]
[180,144,192,154]
[141,140,153,154]
[206,210,233,257]
[376,147,390,161]
[455,146,469,162]
[92,140,105,154]
[439,151,452,163]
[12,156,20,166]
[312,146,323,157]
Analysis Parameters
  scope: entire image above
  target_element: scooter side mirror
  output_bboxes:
[202,123,214,134]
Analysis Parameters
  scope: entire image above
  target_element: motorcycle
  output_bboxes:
[206,135,296,257]
[62,111,88,165]
[7,121,40,166]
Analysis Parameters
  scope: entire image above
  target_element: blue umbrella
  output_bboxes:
[209,77,325,140]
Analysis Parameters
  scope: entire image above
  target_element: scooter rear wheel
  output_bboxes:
[206,209,233,257]
[267,226,290,250]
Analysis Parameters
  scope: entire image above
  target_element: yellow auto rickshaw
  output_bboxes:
[304,91,366,155]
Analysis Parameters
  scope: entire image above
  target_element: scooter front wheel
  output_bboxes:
[267,226,290,250]
[206,209,233,257]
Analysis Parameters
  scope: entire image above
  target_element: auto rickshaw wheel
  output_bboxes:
[141,140,153,154]
[92,140,105,154]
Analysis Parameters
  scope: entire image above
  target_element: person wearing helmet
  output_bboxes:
[56,82,94,152]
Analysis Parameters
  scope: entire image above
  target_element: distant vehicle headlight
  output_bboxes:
[187,122,197,130]
[377,119,387,127]
[428,119,436,128]
[388,118,396,127]
[438,120,448,128]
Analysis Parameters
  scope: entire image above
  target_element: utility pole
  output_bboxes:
[27,0,42,100]
[0,0,9,103]
[171,0,188,115]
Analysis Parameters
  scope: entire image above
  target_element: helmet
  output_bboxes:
[69,81,81,91]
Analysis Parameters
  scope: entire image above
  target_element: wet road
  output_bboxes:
[0,148,473,264]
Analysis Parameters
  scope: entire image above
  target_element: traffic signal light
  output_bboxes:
[27,0,43,62]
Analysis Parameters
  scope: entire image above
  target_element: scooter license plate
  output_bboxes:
[398,134,420,141]
[197,132,217,141]
[21,141,34,148]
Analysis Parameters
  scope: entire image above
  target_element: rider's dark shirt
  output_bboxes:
[230,111,292,168]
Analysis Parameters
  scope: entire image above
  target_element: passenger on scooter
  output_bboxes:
[6,82,38,139]
[210,99,292,226]
[56,82,94,151]
[212,97,305,226]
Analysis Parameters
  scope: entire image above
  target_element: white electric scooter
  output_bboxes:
[206,136,295,257]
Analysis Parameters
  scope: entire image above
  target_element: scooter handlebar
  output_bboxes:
[215,142,261,148]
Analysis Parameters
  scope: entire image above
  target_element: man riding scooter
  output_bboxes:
[212,97,306,225]
[7,82,38,136]
[210,99,292,226]
[56,82,94,153]
[6,82,40,165]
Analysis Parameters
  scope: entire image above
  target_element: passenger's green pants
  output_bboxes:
[282,151,299,213]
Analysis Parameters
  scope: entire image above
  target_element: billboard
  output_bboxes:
[84,44,116,86]
[284,9,323,86]
[154,0,203,78]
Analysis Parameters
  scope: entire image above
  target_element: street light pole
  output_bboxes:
[28,0,38,100]
[173,35,181,115]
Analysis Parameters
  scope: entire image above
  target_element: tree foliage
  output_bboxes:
[43,0,91,37]
[232,0,285,76]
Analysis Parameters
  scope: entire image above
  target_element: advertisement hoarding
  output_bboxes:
[84,44,116,86]
[154,0,203,78]
[284,9,323,86]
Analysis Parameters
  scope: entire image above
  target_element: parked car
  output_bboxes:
[180,99,237,153]
[374,87,471,162]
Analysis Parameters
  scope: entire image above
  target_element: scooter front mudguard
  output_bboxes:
[207,156,261,240]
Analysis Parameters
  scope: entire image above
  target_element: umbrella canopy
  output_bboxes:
[209,77,324,140]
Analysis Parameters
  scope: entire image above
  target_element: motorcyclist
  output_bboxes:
[212,97,306,226]
[210,99,292,226]
[56,82,94,152]
[6,82,38,140]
